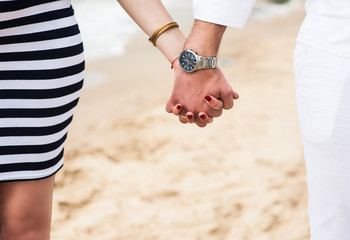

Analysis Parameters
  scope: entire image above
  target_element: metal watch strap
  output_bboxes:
[197,56,217,70]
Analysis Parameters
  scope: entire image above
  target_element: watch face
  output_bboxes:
[179,50,197,72]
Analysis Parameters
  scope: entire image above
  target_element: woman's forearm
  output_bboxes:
[117,0,185,62]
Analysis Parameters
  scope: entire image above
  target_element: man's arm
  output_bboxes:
[167,1,256,127]
[184,20,226,57]
[166,20,236,126]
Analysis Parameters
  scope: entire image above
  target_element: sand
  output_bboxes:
[51,3,310,240]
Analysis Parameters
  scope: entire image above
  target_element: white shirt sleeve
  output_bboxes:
[193,0,256,28]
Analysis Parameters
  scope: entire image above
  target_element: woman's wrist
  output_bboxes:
[155,27,186,63]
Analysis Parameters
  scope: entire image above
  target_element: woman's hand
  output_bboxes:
[167,63,239,127]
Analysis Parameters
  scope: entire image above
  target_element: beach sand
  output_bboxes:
[51,4,309,240]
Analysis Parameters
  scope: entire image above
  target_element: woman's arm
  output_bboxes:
[117,0,185,62]
[117,0,226,127]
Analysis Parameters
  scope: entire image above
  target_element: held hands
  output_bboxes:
[166,61,239,127]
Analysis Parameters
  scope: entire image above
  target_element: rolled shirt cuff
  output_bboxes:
[193,0,256,28]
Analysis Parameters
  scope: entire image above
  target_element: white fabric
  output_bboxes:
[193,0,255,28]
[193,1,350,239]
[297,0,350,58]
[193,0,350,57]
[294,42,350,240]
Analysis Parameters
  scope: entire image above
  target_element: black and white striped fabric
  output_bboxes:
[0,0,84,181]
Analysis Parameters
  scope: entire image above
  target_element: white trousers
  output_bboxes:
[294,43,350,240]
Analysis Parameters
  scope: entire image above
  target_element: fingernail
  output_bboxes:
[176,104,182,110]
[204,95,212,102]
[187,114,193,119]
[199,114,206,119]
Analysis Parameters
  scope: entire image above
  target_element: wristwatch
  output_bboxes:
[179,49,217,73]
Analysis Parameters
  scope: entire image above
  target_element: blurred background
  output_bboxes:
[51,0,310,239]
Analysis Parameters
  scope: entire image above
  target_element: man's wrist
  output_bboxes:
[183,43,218,57]
[184,19,226,56]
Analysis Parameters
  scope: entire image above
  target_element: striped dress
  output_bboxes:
[0,0,84,181]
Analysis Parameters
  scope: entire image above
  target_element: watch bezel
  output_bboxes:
[179,49,198,73]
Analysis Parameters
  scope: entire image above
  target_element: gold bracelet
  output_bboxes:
[148,22,179,47]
